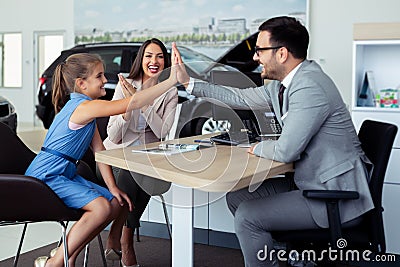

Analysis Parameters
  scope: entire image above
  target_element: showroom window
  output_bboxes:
[0,33,22,87]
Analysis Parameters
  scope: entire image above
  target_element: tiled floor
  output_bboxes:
[0,222,65,261]
[18,121,45,131]
[17,126,47,153]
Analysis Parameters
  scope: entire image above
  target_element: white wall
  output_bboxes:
[0,0,74,123]
[1,0,400,124]
[308,0,400,106]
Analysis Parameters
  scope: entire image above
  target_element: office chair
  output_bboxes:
[0,122,106,267]
[272,120,397,262]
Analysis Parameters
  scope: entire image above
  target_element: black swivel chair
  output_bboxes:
[0,122,106,267]
[272,120,397,263]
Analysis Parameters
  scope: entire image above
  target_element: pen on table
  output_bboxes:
[194,139,214,144]
[158,144,200,149]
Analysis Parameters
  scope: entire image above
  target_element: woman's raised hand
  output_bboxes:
[118,74,136,98]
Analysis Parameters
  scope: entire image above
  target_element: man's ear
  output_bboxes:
[276,47,289,63]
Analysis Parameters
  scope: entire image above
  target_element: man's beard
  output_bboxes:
[261,69,278,81]
[261,62,283,81]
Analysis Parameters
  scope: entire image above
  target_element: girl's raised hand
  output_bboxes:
[168,42,178,84]
[171,42,190,86]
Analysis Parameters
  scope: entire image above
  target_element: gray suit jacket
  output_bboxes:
[192,60,374,227]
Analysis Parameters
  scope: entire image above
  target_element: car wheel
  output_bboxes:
[194,117,231,135]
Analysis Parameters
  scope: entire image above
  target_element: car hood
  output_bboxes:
[215,32,259,73]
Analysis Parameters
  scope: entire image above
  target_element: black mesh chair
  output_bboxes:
[0,122,106,267]
[272,120,397,264]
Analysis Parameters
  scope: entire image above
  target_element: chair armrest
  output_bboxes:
[303,190,360,246]
[303,190,359,200]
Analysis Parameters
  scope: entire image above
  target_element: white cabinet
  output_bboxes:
[145,189,235,230]
[351,23,400,254]
[382,184,400,254]
[208,192,235,233]
[352,40,400,109]
[146,186,210,230]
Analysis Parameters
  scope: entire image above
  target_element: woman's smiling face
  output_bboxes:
[141,43,165,81]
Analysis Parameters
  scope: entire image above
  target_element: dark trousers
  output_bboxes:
[112,167,151,228]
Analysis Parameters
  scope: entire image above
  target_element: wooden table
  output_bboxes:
[96,135,293,267]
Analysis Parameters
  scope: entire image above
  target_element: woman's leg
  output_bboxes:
[121,185,151,265]
[45,197,122,267]
[120,226,136,265]
[106,169,150,265]
[106,201,128,250]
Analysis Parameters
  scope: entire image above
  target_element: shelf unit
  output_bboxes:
[351,23,400,254]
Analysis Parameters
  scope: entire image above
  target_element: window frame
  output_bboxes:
[0,32,22,88]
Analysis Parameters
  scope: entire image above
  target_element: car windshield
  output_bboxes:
[176,46,231,75]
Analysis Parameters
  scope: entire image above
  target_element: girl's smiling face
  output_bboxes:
[81,62,108,99]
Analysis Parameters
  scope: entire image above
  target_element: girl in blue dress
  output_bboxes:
[28,48,179,267]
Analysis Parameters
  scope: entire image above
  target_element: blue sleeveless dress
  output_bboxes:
[25,93,113,209]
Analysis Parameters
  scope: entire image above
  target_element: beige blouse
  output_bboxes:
[103,77,178,150]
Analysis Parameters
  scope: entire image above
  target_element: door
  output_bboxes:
[33,31,65,126]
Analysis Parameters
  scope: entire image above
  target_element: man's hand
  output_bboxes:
[171,42,190,88]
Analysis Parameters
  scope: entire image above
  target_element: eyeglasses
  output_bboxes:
[254,46,283,56]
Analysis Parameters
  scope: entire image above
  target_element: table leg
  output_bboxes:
[172,184,194,267]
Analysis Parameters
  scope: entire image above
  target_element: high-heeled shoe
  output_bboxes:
[104,248,122,260]
[120,259,141,267]
[49,247,58,258]
[34,256,49,267]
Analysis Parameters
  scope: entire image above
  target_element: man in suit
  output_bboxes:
[172,16,374,266]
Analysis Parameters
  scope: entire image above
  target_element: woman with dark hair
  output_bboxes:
[103,38,178,267]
